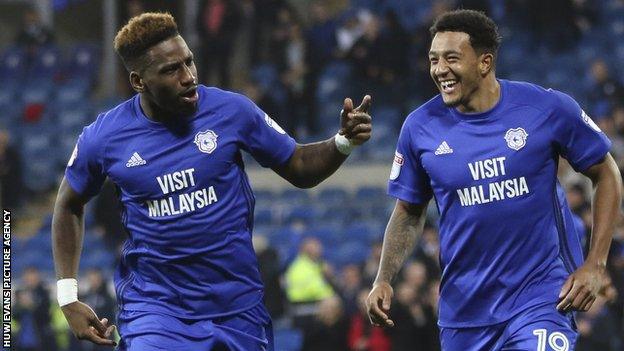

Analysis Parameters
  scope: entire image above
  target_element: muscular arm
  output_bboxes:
[52,178,116,345]
[52,177,89,279]
[581,153,622,267]
[374,199,428,285]
[272,139,348,188]
[558,153,622,312]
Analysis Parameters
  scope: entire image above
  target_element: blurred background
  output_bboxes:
[2,0,624,350]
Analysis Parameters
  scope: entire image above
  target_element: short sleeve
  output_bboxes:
[387,120,433,204]
[238,96,296,168]
[64,122,106,197]
[550,91,612,172]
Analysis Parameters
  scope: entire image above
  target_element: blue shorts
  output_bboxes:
[116,303,273,351]
[440,303,577,351]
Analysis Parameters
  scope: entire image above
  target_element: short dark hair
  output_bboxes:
[429,9,501,56]
[113,12,179,70]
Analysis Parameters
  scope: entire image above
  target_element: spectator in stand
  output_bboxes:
[607,222,624,334]
[15,6,54,50]
[388,281,438,351]
[413,226,441,277]
[13,267,58,351]
[0,129,23,210]
[302,296,350,351]
[253,235,287,320]
[338,263,365,316]
[526,0,581,52]
[197,0,242,88]
[303,0,338,134]
[248,0,289,64]
[285,236,336,329]
[576,287,622,351]
[348,289,391,351]
[285,236,335,304]
[587,59,624,120]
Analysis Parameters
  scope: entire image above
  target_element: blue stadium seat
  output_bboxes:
[27,45,61,80]
[66,43,100,81]
[55,78,91,106]
[283,204,318,225]
[318,187,349,203]
[333,241,370,267]
[0,46,26,83]
[273,328,303,351]
[82,248,116,270]
[254,207,273,226]
[305,225,342,247]
[279,189,311,204]
[355,186,386,202]
[22,78,54,104]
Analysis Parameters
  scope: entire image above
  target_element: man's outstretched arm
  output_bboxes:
[52,178,116,346]
[272,96,372,188]
[558,153,622,312]
[366,199,428,327]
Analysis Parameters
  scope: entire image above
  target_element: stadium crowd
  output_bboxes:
[3,0,624,350]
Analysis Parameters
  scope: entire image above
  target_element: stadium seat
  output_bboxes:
[65,42,100,81]
[273,328,303,351]
[279,189,311,204]
[0,46,26,83]
[27,45,61,81]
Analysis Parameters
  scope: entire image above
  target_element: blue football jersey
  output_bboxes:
[388,79,611,327]
[65,85,296,318]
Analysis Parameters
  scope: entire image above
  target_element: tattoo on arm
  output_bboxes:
[375,200,427,285]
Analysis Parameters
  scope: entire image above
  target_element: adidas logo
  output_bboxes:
[434,141,453,155]
[126,152,147,167]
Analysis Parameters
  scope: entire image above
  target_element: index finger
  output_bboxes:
[84,328,117,346]
[341,98,354,119]
[91,316,111,336]
[368,299,393,327]
[354,95,372,113]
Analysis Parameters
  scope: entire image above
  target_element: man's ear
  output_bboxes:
[130,71,144,93]
[479,53,494,76]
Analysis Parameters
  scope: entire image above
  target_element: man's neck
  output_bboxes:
[457,75,500,113]
[139,93,171,123]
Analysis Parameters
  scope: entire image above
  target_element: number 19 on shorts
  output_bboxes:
[533,329,569,351]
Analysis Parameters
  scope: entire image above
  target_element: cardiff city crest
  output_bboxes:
[504,128,528,151]
[194,130,218,154]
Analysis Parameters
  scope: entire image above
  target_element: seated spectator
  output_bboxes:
[338,264,365,316]
[13,267,57,351]
[253,234,286,320]
[302,296,350,351]
[285,236,335,302]
[0,129,23,210]
[15,6,54,49]
[587,59,624,120]
[348,289,391,351]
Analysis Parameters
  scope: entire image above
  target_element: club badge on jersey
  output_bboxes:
[504,128,528,151]
[194,130,218,154]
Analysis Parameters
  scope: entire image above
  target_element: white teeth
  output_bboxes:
[441,80,457,90]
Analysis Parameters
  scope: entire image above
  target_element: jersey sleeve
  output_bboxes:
[64,121,107,198]
[550,90,612,172]
[387,120,433,204]
[238,95,296,168]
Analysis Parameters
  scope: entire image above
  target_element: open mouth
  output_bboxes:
[440,79,458,94]
[180,87,198,103]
